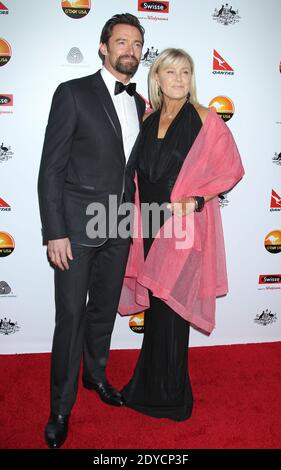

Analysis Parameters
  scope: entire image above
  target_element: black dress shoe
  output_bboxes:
[83,379,124,406]
[44,414,69,449]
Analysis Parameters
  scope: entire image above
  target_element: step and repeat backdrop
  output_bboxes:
[1,0,281,353]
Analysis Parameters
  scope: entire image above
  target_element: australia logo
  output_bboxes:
[0,317,20,335]
[218,193,229,208]
[212,3,241,25]
[273,151,281,165]
[0,142,14,162]
[141,46,159,66]
[254,309,277,326]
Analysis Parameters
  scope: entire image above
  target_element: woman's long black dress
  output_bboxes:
[122,102,202,421]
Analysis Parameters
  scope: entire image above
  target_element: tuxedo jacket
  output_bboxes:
[38,71,145,246]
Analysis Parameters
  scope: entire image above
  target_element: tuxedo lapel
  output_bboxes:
[92,71,123,146]
[134,94,144,129]
[126,94,145,167]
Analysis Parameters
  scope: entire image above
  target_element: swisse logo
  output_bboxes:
[259,275,281,284]
[258,274,281,291]
[138,1,169,13]
[0,94,13,106]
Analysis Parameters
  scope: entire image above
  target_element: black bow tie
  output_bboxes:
[114,81,136,97]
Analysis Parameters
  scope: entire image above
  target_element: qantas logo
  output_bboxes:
[213,50,234,75]
[0,197,11,211]
[270,189,281,211]
[0,2,8,14]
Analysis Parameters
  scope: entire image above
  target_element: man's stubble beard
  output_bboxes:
[114,55,140,77]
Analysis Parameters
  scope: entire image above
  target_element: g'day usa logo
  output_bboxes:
[61,1,91,19]
[138,1,169,14]
[0,38,12,66]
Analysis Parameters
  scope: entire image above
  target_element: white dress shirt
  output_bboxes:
[100,66,140,163]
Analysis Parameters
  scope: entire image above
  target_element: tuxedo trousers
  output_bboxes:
[50,235,130,415]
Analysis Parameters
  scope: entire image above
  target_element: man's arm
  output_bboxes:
[38,83,77,243]
[38,83,77,270]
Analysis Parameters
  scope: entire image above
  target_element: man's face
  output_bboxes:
[100,24,143,78]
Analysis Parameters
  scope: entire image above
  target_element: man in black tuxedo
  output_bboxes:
[38,13,145,448]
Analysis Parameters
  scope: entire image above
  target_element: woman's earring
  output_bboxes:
[187,91,191,102]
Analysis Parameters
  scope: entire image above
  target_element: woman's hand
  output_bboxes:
[167,197,196,216]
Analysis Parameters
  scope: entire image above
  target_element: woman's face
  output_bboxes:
[156,59,191,101]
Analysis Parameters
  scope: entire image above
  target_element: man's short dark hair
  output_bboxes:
[100,13,145,46]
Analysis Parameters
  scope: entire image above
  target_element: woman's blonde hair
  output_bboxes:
[148,48,198,110]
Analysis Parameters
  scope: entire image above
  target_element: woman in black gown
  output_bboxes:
[122,49,212,421]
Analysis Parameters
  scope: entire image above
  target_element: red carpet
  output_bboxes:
[0,342,280,449]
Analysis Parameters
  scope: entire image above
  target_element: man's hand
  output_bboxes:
[167,197,196,217]
[47,238,73,271]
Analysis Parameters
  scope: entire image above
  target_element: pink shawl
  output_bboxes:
[118,109,244,333]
